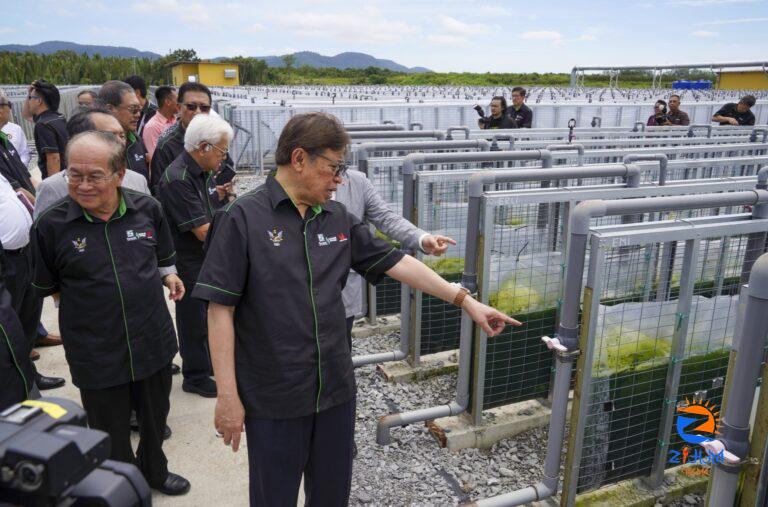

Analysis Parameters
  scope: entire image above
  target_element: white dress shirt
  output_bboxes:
[2,122,31,167]
[0,173,32,250]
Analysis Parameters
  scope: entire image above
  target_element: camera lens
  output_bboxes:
[16,461,44,491]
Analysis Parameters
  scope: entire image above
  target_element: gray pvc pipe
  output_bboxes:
[750,127,768,143]
[409,122,423,131]
[348,130,446,141]
[757,165,768,189]
[446,126,471,140]
[633,121,645,132]
[708,253,768,506]
[546,143,585,166]
[688,124,713,138]
[356,139,491,177]
[345,124,404,132]
[623,153,669,186]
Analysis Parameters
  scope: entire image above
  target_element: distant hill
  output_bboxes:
[0,41,162,59]
[253,51,431,73]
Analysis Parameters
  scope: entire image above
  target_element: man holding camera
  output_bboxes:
[31,131,189,495]
[156,114,234,399]
[475,96,512,129]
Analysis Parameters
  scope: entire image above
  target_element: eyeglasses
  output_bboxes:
[314,153,348,178]
[119,105,142,115]
[182,102,212,113]
[0,102,9,108]
[65,169,116,186]
[27,95,40,101]
[207,143,228,157]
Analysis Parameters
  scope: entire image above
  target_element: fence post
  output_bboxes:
[646,239,701,488]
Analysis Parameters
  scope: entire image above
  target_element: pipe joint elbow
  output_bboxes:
[571,200,606,234]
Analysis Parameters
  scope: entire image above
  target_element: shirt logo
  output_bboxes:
[208,186,217,195]
[72,237,87,253]
[134,153,144,162]
[318,233,346,246]
[267,228,284,246]
[337,233,348,242]
[126,229,153,242]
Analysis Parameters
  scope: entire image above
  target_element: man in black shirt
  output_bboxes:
[506,86,533,128]
[150,82,234,191]
[156,114,234,398]
[712,95,756,126]
[23,80,68,178]
[125,75,157,138]
[476,96,516,129]
[193,113,519,506]
[99,80,151,182]
[31,131,190,496]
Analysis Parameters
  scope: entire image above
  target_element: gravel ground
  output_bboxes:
[350,330,549,506]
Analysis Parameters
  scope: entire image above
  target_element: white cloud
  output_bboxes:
[136,0,218,30]
[478,5,511,16]
[248,22,265,33]
[692,30,720,37]
[698,17,768,25]
[424,34,468,45]
[578,34,597,41]
[270,8,420,46]
[0,27,14,34]
[519,30,563,40]
[438,15,485,36]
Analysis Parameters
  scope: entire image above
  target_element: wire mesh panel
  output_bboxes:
[472,180,760,418]
[562,215,768,503]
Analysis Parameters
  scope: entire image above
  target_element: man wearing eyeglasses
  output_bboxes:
[31,131,190,496]
[0,90,35,198]
[99,80,151,183]
[156,114,234,399]
[22,80,69,178]
[150,82,234,192]
[194,113,520,506]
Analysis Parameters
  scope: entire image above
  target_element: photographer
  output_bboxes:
[505,87,533,129]
[647,99,670,126]
[474,96,512,129]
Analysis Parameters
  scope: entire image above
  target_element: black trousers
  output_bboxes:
[2,246,42,353]
[175,271,212,382]
[80,364,172,488]
[245,399,354,507]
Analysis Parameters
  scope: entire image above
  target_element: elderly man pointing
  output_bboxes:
[193,113,521,506]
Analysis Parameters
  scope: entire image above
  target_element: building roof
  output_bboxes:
[166,60,240,68]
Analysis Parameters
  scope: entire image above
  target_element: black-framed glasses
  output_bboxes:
[65,169,116,186]
[0,102,10,108]
[182,102,211,113]
[208,143,229,157]
[119,105,142,115]
[27,95,40,101]
[314,153,348,178]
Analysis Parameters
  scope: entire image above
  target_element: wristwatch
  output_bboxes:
[453,286,470,307]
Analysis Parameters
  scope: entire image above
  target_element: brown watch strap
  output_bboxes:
[453,287,470,307]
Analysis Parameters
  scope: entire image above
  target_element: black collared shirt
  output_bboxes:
[156,151,221,276]
[0,133,34,194]
[126,131,150,182]
[714,103,755,126]
[192,176,404,419]
[506,104,533,128]
[151,122,235,192]
[31,189,178,389]
[33,110,69,179]
[666,109,690,126]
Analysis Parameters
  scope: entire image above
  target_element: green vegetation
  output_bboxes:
[423,257,464,275]
[0,49,718,87]
[597,328,672,372]
[489,278,542,314]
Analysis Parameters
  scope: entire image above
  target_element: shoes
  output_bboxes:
[36,373,65,390]
[171,363,180,375]
[130,411,172,440]
[153,472,190,496]
[30,349,40,361]
[182,378,217,398]
[36,334,62,347]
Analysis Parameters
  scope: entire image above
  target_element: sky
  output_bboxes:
[2,0,768,73]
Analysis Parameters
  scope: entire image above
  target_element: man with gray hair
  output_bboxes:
[156,113,234,398]
[76,89,97,108]
[99,80,151,182]
[32,131,189,495]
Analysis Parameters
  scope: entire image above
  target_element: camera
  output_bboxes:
[0,397,151,506]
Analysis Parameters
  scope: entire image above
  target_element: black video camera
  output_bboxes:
[0,397,151,506]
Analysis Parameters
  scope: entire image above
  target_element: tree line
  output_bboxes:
[0,48,717,88]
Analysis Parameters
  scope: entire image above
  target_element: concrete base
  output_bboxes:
[376,349,460,383]
[351,315,400,339]
[427,399,552,452]
[568,464,710,506]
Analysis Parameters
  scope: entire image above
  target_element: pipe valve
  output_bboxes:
[699,440,741,465]
[541,336,567,353]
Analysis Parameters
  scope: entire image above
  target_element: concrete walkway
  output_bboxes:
[35,294,305,506]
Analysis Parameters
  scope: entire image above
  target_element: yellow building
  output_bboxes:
[169,61,240,87]
[718,70,768,90]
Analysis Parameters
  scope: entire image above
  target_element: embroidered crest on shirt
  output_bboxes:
[126,229,153,242]
[267,228,283,246]
[72,237,87,253]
